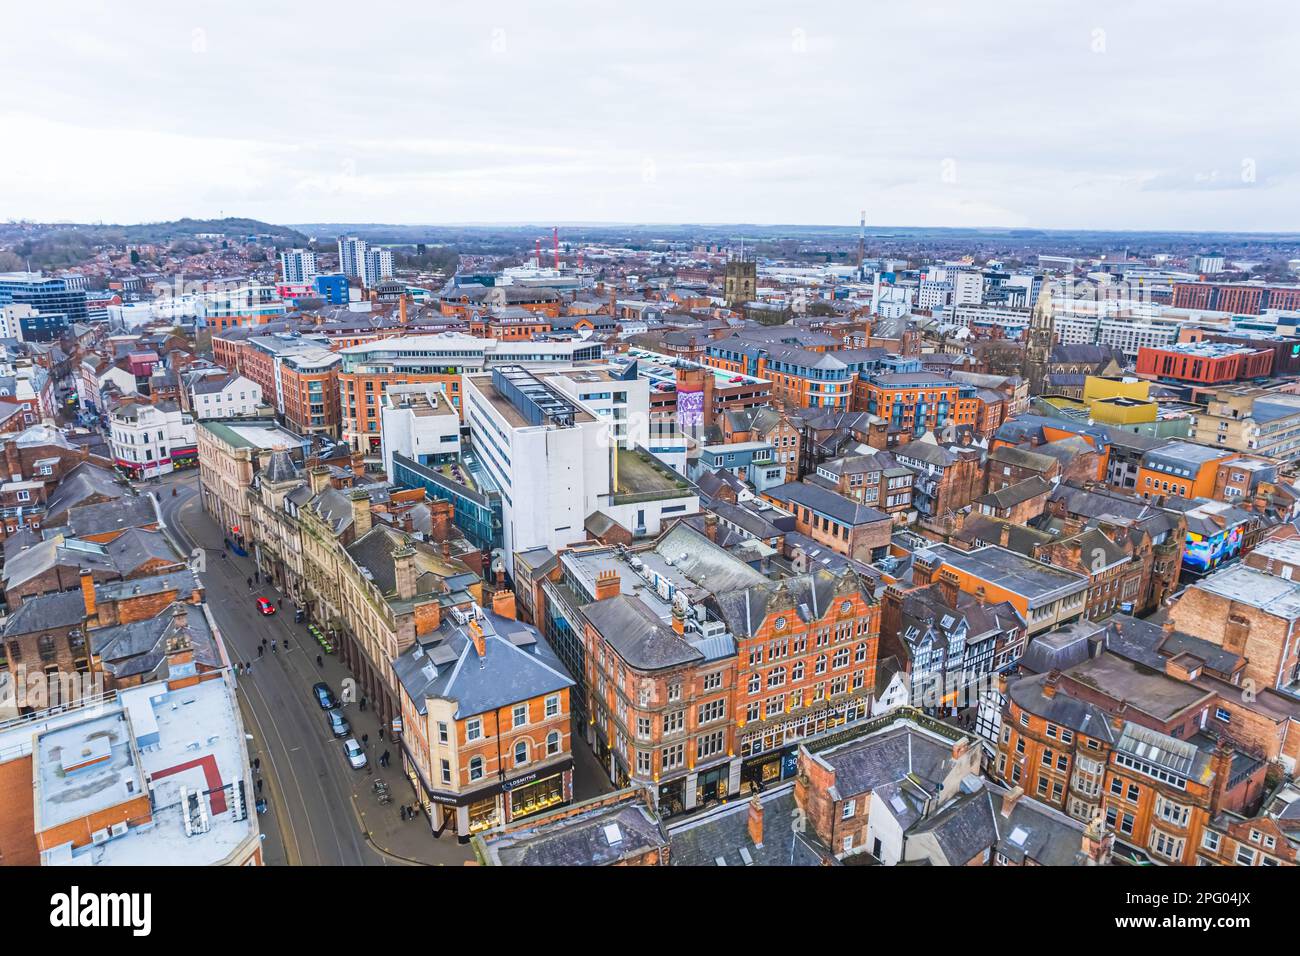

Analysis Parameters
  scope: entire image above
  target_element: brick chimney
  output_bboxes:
[594,569,620,602]
[704,513,719,543]
[974,586,987,607]
[1000,785,1023,818]
[999,523,1012,548]
[491,588,517,620]
[399,294,408,326]
[350,490,372,538]
[672,601,686,636]
[747,793,764,848]
[937,569,960,609]
[80,568,96,618]
[428,499,453,542]
[468,619,486,660]
[441,538,452,560]
[350,451,365,478]
[1042,670,1060,698]
[393,545,417,600]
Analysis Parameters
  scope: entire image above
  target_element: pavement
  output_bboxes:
[150,469,616,865]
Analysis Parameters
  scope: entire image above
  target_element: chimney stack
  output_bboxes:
[393,545,418,601]
[672,600,686,636]
[80,568,96,618]
[309,465,331,494]
[350,490,372,538]
[468,619,486,660]
[491,588,517,620]
[594,569,620,602]
[1000,785,1023,818]
[704,513,719,543]
[1042,670,1060,699]
[747,793,764,848]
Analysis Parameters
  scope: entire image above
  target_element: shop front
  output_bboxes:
[399,742,573,843]
[740,697,869,789]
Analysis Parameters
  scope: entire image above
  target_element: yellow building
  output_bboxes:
[1083,375,1151,403]
[1089,396,1157,425]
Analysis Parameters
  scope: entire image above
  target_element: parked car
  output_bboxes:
[312,682,336,710]
[325,708,350,738]
[256,597,276,615]
[343,738,367,770]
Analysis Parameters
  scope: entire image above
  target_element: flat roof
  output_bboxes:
[5,676,257,866]
[199,419,308,450]
[1195,564,1300,620]
[925,543,1088,606]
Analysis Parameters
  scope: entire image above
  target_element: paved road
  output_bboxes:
[148,469,613,864]
[155,474,393,866]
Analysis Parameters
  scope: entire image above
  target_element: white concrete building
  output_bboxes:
[379,383,462,477]
[464,366,697,574]
[190,372,264,420]
[108,400,198,478]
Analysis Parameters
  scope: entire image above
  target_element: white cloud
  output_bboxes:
[0,0,1296,229]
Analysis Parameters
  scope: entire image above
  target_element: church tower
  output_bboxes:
[1022,287,1055,396]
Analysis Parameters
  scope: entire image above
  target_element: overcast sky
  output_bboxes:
[2,1,1297,231]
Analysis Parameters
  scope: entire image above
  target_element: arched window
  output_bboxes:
[514,740,529,766]
[546,731,560,756]
[468,756,484,781]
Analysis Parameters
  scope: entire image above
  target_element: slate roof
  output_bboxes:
[1,536,117,590]
[104,528,181,574]
[66,495,158,537]
[580,596,704,671]
[978,475,1053,511]
[481,792,670,866]
[2,589,85,637]
[91,603,220,681]
[1008,671,1118,744]
[44,462,125,520]
[908,786,999,865]
[668,784,831,866]
[987,444,1057,472]
[763,481,889,527]
[707,566,868,640]
[650,521,768,594]
[815,724,964,799]
[391,608,573,719]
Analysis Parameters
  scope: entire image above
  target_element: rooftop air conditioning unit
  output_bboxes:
[110,822,129,839]
[91,828,111,845]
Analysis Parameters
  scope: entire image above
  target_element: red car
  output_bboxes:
[256,597,276,616]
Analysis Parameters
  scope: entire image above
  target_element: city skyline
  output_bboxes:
[2,0,1297,231]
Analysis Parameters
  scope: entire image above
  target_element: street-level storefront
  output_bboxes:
[740,695,869,789]
[398,742,574,843]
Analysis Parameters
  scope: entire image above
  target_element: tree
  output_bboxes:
[130,249,140,265]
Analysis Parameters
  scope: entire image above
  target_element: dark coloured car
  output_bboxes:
[325,708,350,738]
[312,682,336,710]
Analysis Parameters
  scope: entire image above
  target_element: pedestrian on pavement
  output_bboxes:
[253,757,260,772]
[262,638,268,647]
[381,750,390,767]
[271,641,277,654]
[257,645,264,658]
[256,778,263,794]
[360,697,367,712]
[362,733,369,748]
[379,726,385,741]
[245,662,252,674]
[316,655,323,668]
[400,806,408,821]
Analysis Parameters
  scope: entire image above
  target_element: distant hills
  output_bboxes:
[0,217,308,245]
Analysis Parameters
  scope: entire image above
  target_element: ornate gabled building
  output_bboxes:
[706,566,880,789]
